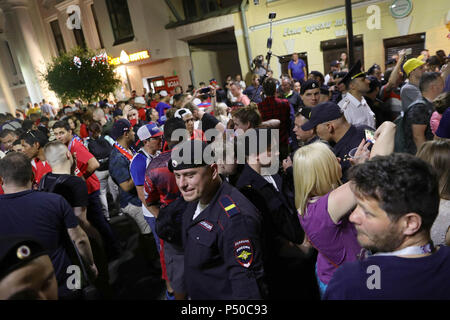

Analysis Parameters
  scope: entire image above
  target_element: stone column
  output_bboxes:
[0,43,16,114]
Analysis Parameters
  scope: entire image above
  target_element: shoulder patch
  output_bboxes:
[234,239,253,268]
[219,195,240,218]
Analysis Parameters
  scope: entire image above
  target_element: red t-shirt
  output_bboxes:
[31,158,52,187]
[138,108,147,121]
[150,100,158,109]
[69,137,100,194]
[79,123,89,139]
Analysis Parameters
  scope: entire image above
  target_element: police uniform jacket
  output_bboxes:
[182,181,264,300]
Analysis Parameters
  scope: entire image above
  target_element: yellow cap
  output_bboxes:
[403,58,425,76]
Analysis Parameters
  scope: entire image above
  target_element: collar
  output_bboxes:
[0,189,33,199]
[187,181,229,227]
[346,92,367,107]
[334,124,356,148]
[236,164,273,190]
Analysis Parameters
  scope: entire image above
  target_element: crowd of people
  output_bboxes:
[0,47,449,301]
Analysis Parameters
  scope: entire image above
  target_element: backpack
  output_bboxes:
[38,173,71,193]
[155,197,188,247]
[86,137,113,171]
[393,99,423,153]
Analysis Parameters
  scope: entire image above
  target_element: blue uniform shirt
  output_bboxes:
[182,181,264,299]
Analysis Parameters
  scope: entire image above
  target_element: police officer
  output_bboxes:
[169,140,264,299]
[338,60,376,128]
[234,128,318,299]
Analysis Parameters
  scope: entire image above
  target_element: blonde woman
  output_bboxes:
[293,121,396,297]
[416,140,450,246]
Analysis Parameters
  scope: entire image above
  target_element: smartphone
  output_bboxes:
[405,48,412,55]
[200,87,211,94]
[365,129,376,144]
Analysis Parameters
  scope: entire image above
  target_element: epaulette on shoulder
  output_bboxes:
[219,195,240,218]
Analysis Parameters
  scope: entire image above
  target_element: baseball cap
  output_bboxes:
[134,96,146,105]
[112,108,123,118]
[168,140,213,172]
[300,79,320,95]
[403,58,425,76]
[193,98,201,106]
[111,119,131,140]
[174,108,192,119]
[159,90,168,97]
[0,236,47,281]
[137,123,163,141]
[301,101,344,131]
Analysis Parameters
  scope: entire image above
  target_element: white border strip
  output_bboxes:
[249,0,389,32]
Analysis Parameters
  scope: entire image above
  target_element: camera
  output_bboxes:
[268,12,276,19]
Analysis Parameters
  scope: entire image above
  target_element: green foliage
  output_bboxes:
[44,47,121,104]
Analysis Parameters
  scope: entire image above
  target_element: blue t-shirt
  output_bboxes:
[0,190,78,296]
[155,102,171,125]
[324,246,450,300]
[288,59,306,81]
[109,147,141,208]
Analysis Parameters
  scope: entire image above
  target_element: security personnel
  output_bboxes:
[169,140,264,299]
[338,60,376,128]
[235,128,318,300]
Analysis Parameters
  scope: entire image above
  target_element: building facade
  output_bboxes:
[0,0,247,113]
[235,0,450,80]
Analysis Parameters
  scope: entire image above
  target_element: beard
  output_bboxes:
[358,224,404,254]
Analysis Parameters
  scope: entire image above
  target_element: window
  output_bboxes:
[105,0,134,45]
[91,4,104,49]
[50,20,66,55]
[73,27,86,48]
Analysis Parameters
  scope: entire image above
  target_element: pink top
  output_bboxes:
[237,94,251,106]
[430,111,442,135]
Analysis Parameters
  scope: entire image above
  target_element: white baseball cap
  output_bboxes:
[159,90,168,97]
[134,96,146,105]
[193,98,201,106]
[174,108,192,119]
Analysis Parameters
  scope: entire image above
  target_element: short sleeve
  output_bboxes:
[130,155,147,186]
[59,195,79,229]
[144,169,160,205]
[54,177,89,208]
[73,142,94,166]
[409,104,430,125]
[109,154,131,185]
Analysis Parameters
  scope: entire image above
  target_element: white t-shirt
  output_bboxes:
[193,201,209,220]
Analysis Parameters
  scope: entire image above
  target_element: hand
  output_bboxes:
[441,63,449,76]
[122,104,132,119]
[282,156,293,172]
[209,85,216,96]
[349,139,371,166]
[398,49,406,61]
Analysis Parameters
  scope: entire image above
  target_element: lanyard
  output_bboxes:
[68,135,83,152]
[114,142,134,161]
[359,243,434,260]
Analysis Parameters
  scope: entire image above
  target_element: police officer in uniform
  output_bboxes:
[169,140,265,299]
[234,129,318,300]
[338,60,376,128]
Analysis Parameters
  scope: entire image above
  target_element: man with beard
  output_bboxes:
[324,153,450,299]
[338,61,376,128]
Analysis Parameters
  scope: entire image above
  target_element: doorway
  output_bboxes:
[278,52,309,77]
[188,28,242,88]
[320,35,364,74]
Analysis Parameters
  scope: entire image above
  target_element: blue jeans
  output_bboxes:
[315,264,328,299]
[144,215,160,253]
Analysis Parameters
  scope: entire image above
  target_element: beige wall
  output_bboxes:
[236,0,450,78]
[191,49,242,86]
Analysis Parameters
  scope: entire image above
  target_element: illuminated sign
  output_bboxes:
[109,50,150,65]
